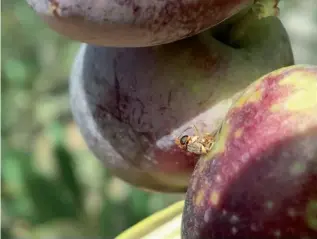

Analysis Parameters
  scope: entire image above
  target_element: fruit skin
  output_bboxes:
[69,16,293,192]
[25,0,255,47]
[182,65,317,239]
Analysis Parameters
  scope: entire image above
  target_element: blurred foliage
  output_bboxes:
[1,0,316,239]
[1,1,183,238]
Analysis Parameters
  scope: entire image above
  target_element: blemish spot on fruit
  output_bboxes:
[241,152,250,162]
[215,174,222,182]
[265,200,274,210]
[231,226,238,235]
[234,128,243,138]
[204,208,211,223]
[251,223,257,231]
[289,161,306,176]
[305,200,317,231]
[273,230,281,238]
[209,191,220,206]
[195,190,205,206]
[287,208,297,218]
[222,209,227,216]
[230,214,240,224]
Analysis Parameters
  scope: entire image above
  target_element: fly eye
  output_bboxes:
[180,135,189,145]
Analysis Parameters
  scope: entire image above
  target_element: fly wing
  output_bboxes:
[187,143,202,155]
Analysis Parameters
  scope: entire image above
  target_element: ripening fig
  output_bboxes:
[25,0,279,47]
[182,65,317,239]
[69,14,293,192]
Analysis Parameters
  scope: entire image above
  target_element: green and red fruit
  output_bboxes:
[182,65,317,238]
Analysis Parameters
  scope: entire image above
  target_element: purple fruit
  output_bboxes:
[25,0,278,47]
[69,16,293,192]
[182,65,317,239]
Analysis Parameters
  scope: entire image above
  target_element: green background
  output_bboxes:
[2,0,316,238]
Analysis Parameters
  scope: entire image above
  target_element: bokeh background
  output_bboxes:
[2,0,317,238]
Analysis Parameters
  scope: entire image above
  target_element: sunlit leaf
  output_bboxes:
[116,201,184,239]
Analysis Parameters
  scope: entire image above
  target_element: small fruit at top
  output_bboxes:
[25,0,278,47]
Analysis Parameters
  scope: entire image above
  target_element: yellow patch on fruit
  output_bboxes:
[285,90,317,112]
[234,87,263,108]
[206,121,230,160]
[234,128,243,138]
[279,70,314,87]
[195,189,205,207]
[279,71,317,112]
[270,103,282,113]
[209,191,220,206]
[269,69,317,113]
[305,200,317,231]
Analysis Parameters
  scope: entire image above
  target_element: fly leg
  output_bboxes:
[192,124,202,138]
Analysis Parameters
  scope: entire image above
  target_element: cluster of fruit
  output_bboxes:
[26,0,317,238]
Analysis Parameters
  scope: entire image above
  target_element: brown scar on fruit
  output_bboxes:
[175,125,215,155]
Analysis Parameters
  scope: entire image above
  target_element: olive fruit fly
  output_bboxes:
[175,125,215,155]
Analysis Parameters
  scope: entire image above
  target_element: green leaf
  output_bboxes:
[24,172,77,224]
[53,144,83,215]
[129,190,150,221]
[3,58,27,86]
[1,227,13,239]
[2,150,25,193]
[48,122,64,145]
